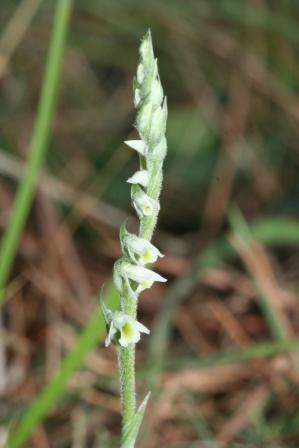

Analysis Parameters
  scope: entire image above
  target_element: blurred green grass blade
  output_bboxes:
[0,0,73,303]
[258,293,288,342]
[162,338,299,370]
[251,218,299,245]
[7,286,119,448]
[217,0,299,44]
[183,394,215,442]
[229,208,289,342]
[147,217,299,383]
[76,0,299,45]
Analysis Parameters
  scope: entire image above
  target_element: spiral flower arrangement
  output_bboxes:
[101,30,167,446]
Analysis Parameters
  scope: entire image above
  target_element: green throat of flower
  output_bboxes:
[122,323,134,340]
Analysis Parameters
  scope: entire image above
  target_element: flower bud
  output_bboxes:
[137,63,145,85]
[140,59,158,100]
[124,139,147,156]
[126,170,149,188]
[134,87,141,108]
[139,30,155,74]
[148,98,167,145]
[149,78,163,109]
[120,222,164,265]
[148,136,167,162]
[136,102,152,140]
[131,186,159,218]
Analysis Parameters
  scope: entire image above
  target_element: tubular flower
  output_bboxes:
[131,185,159,218]
[120,223,164,265]
[126,170,149,188]
[113,259,166,300]
[124,139,147,156]
[103,308,150,348]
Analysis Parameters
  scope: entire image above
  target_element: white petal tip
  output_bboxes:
[124,139,146,155]
[156,274,167,282]
[126,170,149,187]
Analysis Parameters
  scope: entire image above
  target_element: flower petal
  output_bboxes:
[105,311,150,347]
[121,227,163,265]
[131,186,159,218]
[113,259,124,293]
[135,321,150,334]
[124,274,138,301]
[105,321,116,347]
[127,170,149,188]
[124,263,167,283]
[124,140,147,156]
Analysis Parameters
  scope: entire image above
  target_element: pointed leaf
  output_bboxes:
[121,392,151,448]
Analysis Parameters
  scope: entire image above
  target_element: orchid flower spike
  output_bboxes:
[101,31,168,446]
[120,223,164,265]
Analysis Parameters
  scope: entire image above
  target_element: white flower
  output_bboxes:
[140,31,154,66]
[124,139,147,156]
[125,262,166,289]
[136,102,153,139]
[127,170,149,188]
[113,259,167,300]
[104,311,150,347]
[131,186,159,218]
[149,136,167,162]
[139,31,155,80]
[134,88,141,107]
[137,63,145,84]
[149,78,163,108]
[120,223,164,265]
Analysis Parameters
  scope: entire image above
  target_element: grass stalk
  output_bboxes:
[0,0,73,303]
[6,287,119,448]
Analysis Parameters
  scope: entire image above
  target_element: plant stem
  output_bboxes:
[0,0,72,304]
[119,291,137,434]
[119,158,164,443]
[118,345,136,429]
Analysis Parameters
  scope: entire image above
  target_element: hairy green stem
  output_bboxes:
[118,345,136,430]
[119,291,137,434]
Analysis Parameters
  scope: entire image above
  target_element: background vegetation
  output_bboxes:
[1,0,299,446]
